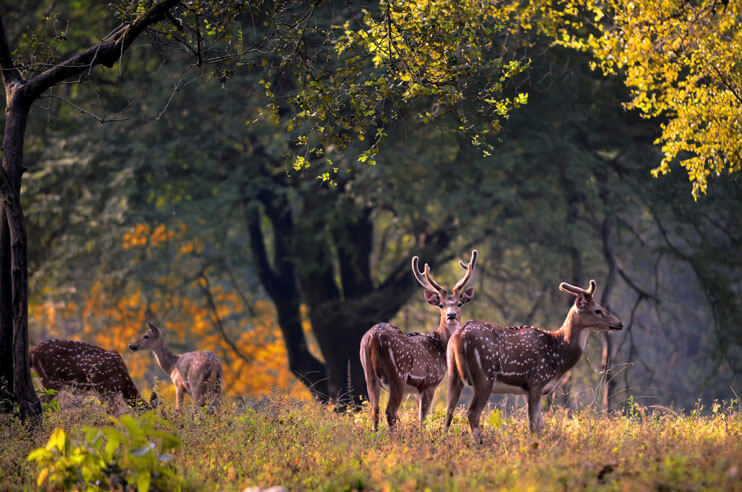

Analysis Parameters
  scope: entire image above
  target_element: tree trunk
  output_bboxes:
[599,210,618,412]
[0,211,13,412]
[0,90,41,420]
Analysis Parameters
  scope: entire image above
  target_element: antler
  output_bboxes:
[453,250,478,295]
[411,256,447,295]
[558,279,597,297]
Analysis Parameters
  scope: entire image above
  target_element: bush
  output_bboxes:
[27,411,182,491]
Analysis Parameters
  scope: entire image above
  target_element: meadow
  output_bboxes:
[1,389,740,492]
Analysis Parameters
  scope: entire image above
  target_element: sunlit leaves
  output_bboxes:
[290,0,529,169]
[518,0,742,197]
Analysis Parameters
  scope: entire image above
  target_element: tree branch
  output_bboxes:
[24,0,182,102]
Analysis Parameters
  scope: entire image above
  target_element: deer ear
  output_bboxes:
[148,322,161,335]
[575,295,590,310]
[459,287,475,304]
[424,290,441,306]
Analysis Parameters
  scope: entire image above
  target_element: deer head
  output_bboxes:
[411,249,477,337]
[128,322,163,352]
[559,279,623,333]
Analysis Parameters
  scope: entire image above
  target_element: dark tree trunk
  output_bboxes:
[600,214,618,412]
[0,89,41,421]
[243,175,455,406]
[0,211,14,412]
[244,192,330,401]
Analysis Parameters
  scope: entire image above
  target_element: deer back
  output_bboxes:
[449,321,578,393]
[30,339,152,409]
[175,350,223,392]
[360,323,447,390]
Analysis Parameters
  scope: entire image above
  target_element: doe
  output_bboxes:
[29,338,158,411]
[360,250,477,431]
[446,279,623,442]
[129,322,223,413]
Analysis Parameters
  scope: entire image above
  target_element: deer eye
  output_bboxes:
[143,335,149,339]
[439,304,444,308]
[457,303,462,307]
[594,309,603,315]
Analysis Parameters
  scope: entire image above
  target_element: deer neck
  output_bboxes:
[151,341,180,376]
[555,308,590,366]
[435,319,458,347]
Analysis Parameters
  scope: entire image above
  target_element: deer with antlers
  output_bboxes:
[445,279,623,442]
[360,250,478,431]
[29,339,158,411]
[129,322,223,413]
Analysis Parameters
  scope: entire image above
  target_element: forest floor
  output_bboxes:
[1,389,741,491]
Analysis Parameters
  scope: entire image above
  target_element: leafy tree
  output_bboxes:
[518,0,742,198]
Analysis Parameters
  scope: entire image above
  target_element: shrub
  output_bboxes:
[27,411,182,491]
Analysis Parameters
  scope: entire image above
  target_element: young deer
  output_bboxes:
[446,280,623,442]
[360,250,477,431]
[29,339,158,411]
[129,322,223,413]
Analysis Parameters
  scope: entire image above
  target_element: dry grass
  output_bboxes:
[2,389,741,491]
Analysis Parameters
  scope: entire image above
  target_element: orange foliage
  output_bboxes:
[29,223,316,402]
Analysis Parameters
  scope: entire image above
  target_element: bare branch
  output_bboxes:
[24,0,182,103]
[37,94,128,123]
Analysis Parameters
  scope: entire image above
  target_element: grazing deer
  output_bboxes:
[29,339,158,411]
[360,250,477,431]
[445,279,623,442]
[129,322,223,413]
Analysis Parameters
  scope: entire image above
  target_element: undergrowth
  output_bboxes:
[1,390,740,491]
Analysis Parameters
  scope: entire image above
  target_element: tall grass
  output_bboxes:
[2,389,741,491]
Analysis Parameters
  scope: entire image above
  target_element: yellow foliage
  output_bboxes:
[515,0,742,198]
[30,224,315,402]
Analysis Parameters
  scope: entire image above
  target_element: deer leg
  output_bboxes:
[417,387,435,428]
[445,368,464,432]
[467,379,492,445]
[527,388,544,434]
[364,373,381,431]
[175,384,185,411]
[385,377,405,430]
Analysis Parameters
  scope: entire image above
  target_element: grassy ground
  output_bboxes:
[1,390,741,491]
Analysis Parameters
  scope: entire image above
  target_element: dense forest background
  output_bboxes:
[3,0,740,414]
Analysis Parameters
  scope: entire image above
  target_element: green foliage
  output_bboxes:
[27,411,182,491]
[289,0,530,169]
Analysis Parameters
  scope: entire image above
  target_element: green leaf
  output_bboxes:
[137,470,152,492]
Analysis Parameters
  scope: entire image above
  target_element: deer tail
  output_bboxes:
[360,329,381,383]
[450,336,470,386]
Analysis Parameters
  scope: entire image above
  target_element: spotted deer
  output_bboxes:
[29,339,158,411]
[360,250,477,431]
[445,279,623,442]
[129,322,223,413]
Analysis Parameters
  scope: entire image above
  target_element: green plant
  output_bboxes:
[27,411,182,491]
